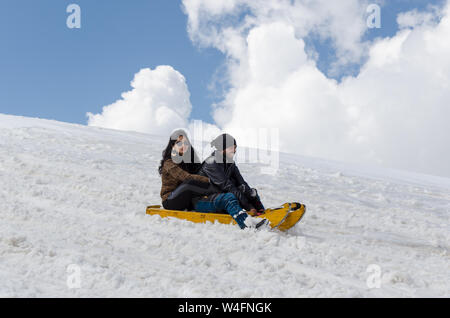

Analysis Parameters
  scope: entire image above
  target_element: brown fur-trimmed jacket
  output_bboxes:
[160,159,210,202]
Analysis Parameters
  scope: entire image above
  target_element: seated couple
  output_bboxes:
[159,129,268,230]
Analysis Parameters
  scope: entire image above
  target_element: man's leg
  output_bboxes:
[194,193,250,229]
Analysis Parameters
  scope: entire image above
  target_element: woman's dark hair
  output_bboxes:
[158,130,202,175]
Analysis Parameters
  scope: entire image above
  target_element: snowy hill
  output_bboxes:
[0,113,449,297]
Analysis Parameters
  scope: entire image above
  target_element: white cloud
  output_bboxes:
[182,0,370,65]
[216,22,353,160]
[87,66,193,135]
[182,0,450,177]
[397,6,444,29]
[340,3,450,176]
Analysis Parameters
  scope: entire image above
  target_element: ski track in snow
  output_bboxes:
[0,114,449,297]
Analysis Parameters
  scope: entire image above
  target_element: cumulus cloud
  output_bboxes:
[182,0,450,177]
[340,3,450,176]
[87,66,193,135]
[182,0,370,68]
[86,64,224,157]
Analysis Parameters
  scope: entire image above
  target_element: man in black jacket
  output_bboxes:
[195,133,265,214]
[188,133,267,230]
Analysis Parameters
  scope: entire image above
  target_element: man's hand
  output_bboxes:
[253,198,265,213]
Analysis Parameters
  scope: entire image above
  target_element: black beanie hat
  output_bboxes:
[211,133,237,151]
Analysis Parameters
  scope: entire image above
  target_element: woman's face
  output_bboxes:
[173,136,189,156]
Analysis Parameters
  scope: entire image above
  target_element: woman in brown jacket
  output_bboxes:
[159,129,211,211]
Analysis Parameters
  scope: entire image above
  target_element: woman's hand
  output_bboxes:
[249,208,264,216]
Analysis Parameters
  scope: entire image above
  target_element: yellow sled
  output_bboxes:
[146,202,306,231]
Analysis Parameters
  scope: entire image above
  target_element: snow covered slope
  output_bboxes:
[0,113,449,297]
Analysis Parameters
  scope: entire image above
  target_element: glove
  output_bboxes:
[238,184,258,198]
[253,199,265,213]
[250,189,264,212]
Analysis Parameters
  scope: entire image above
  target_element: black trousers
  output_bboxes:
[162,179,215,211]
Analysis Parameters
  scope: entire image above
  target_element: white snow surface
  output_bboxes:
[0,113,449,297]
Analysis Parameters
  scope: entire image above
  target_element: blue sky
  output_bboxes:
[0,0,445,126]
[0,0,222,124]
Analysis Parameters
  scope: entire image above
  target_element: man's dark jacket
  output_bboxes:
[196,151,257,211]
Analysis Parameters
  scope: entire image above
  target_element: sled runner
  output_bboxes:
[146,202,306,231]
